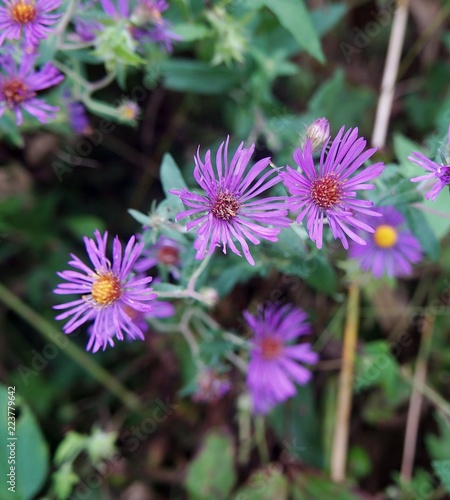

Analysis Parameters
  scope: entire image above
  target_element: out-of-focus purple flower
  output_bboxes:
[0,0,61,48]
[245,304,318,414]
[131,0,181,51]
[409,128,450,201]
[99,0,130,18]
[68,100,90,134]
[171,137,291,266]
[53,230,157,351]
[72,17,102,42]
[134,235,182,280]
[0,54,64,125]
[192,368,231,403]
[280,126,385,250]
[304,117,330,154]
[86,296,174,352]
[349,206,422,278]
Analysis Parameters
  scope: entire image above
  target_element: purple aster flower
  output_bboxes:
[349,206,422,278]
[0,54,64,125]
[245,304,318,414]
[171,137,291,266]
[0,0,61,48]
[53,230,157,350]
[134,235,182,279]
[86,295,174,352]
[409,128,450,201]
[280,126,385,250]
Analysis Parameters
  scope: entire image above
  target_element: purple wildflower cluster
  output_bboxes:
[53,117,449,415]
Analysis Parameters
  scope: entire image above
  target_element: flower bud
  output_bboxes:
[303,117,330,153]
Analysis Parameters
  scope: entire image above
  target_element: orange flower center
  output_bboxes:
[310,173,342,209]
[211,190,240,221]
[260,337,283,360]
[2,79,30,106]
[157,245,180,266]
[373,224,398,248]
[11,0,36,24]
[91,273,122,306]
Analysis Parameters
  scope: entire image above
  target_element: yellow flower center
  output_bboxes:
[11,0,36,24]
[373,224,398,248]
[91,273,122,306]
[260,337,283,360]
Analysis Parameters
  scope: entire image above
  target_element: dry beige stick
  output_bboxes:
[330,282,360,483]
[400,315,435,482]
[372,0,411,149]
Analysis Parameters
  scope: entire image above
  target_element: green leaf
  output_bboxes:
[54,431,88,466]
[404,206,440,260]
[233,464,288,500]
[65,216,106,240]
[261,0,325,63]
[160,59,241,94]
[308,70,375,134]
[270,384,323,468]
[128,208,150,226]
[393,134,425,179]
[173,23,212,41]
[185,431,236,500]
[0,385,49,500]
[52,462,80,500]
[426,412,450,460]
[432,460,450,493]
[292,472,360,500]
[159,153,187,196]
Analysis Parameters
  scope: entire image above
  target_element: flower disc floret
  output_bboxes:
[54,230,157,351]
[171,137,291,266]
[373,225,397,248]
[280,126,385,249]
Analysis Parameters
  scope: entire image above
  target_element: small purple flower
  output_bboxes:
[245,304,318,414]
[349,206,422,278]
[171,137,291,266]
[86,296,174,352]
[0,0,61,48]
[134,235,182,279]
[0,54,64,125]
[409,129,450,201]
[53,230,157,350]
[280,126,385,250]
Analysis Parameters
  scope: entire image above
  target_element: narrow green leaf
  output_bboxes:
[159,153,187,196]
[261,0,325,63]
[432,460,450,493]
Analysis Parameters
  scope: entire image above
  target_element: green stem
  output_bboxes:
[255,415,269,464]
[187,254,211,292]
[0,283,142,412]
